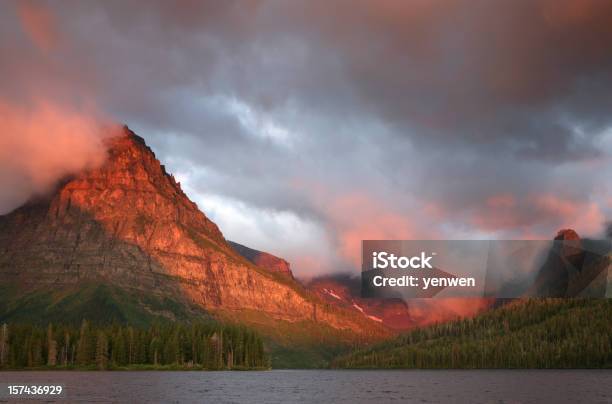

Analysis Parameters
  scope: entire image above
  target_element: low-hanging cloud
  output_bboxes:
[0,101,113,214]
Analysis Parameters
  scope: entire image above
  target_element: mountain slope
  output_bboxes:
[0,282,209,328]
[332,298,612,368]
[0,127,391,366]
[228,241,294,279]
[307,274,491,330]
[308,274,413,328]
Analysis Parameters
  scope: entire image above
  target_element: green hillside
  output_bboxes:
[215,308,377,368]
[0,282,209,327]
[0,282,372,369]
[0,284,269,370]
[332,299,612,369]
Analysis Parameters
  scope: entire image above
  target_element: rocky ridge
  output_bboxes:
[228,241,294,279]
[0,127,388,338]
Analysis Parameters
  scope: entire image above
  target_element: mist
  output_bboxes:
[0,101,114,214]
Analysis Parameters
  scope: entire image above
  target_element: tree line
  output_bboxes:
[0,321,269,370]
[332,299,612,368]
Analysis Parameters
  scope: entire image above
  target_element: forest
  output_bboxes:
[332,299,612,369]
[0,321,269,370]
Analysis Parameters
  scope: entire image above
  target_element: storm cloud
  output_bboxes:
[1,0,611,276]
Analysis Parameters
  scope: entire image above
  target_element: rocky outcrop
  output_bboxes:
[308,274,416,330]
[532,229,610,297]
[308,274,493,329]
[0,127,388,338]
[228,241,294,279]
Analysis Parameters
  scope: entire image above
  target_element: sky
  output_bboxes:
[1,0,611,277]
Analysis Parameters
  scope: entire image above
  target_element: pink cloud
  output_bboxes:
[470,193,605,237]
[486,194,516,209]
[324,193,423,267]
[408,298,493,327]
[0,100,116,214]
[16,0,60,52]
[532,194,604,235]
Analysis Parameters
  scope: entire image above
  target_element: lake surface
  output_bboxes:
[1,370,611,403]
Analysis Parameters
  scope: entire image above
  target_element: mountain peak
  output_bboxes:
[52,126,227,248]
[555,228,580,241]
[0,127,388,343]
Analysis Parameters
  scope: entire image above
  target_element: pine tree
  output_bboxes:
[150,336,161,366]
[111,329,127,366]
[95,331,109,370]
[0,323,7,367]
[76,320,93,366]
[127,327,134,365]
[62,331,71,366]
[47,324,57,367]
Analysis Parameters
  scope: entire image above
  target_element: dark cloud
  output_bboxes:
[1,0,611,275]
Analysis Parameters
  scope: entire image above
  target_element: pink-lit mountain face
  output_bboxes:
[307,274,492,330]
[0,127,390,340]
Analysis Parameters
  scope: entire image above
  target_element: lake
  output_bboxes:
[1,370,611,403]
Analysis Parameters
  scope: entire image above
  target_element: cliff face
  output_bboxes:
[228,241,294,279]
[0,128,387,337]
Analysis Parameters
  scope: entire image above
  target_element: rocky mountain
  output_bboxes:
[307,274,490,330]
[531,229,610,297]
[307,274,412,329]
[0,127,390,364]
[228,241,294,279]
